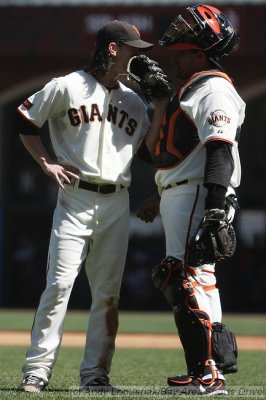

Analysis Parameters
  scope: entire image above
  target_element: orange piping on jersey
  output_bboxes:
[201,268,215,274]
[16,108,39,128]
[204,138,233,146]
[203,285,217,292]
[178,70,234,100]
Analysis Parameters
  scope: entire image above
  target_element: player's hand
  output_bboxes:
[136,193,160,223]
[40,157,80,188]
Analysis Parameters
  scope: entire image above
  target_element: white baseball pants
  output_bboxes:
[160,182,222,322]
[22,185,130,384]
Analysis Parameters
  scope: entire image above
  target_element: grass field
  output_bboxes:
[0,310,265,399]
[1,309,266,335]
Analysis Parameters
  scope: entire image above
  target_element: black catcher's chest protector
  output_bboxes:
[155,97,199,169]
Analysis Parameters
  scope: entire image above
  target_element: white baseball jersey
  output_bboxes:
[18,69,150,186]
[155,71,245,190]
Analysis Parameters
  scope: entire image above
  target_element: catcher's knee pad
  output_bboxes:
[152,257,198,307]
[212,322,238,374]
[174,306,214,378]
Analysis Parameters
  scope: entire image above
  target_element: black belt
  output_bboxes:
[78,180,124,194]
[163,179,188,191]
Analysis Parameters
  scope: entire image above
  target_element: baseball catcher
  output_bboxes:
[127,55,174,102]
[137,3,245,396]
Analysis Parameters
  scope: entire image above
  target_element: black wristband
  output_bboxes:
[205,184,227,210]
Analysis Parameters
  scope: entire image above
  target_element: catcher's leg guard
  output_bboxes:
[152,257,217,381]
[173,305,217,381]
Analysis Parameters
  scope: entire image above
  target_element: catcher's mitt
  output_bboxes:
[212,322,238,374]
[127,55,173,102]
[187,208,236,268]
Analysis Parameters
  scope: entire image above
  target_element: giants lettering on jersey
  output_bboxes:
[155,97,200,169]
[208,109,231,127]
[68,103,137,136]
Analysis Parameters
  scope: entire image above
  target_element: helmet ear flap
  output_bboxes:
[206,31,239,60]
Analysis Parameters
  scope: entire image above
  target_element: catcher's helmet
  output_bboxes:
[159,4,238,60]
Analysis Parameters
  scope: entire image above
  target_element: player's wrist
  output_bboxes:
[205,184,227,210]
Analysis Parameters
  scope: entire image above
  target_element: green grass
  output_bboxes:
[0,309,266,336]
[0,347,265,399]
[0,310,265,399]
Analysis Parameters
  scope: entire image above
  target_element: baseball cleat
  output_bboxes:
[79,376,121,393]
[18,375,47,392]
[167,375,228,396]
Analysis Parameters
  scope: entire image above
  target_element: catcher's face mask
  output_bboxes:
[159,4,237,56]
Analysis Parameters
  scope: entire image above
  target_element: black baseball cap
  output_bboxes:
[96,20,154,50]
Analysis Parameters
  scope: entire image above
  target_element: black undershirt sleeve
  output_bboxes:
[14,110,39,136]
[204,140,234,210]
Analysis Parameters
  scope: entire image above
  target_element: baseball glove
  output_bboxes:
[127,55,173,102]
[186,208,236,268]
[212,322,238,374]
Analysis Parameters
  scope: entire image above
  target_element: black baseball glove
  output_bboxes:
[127,55,173,102]
[212,322,238,374]
[187,208,237,268]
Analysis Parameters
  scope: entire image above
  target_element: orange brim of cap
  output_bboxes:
[166,43,202,51]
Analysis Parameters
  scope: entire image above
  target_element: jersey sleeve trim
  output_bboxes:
[15,109,39,135]
[204,137,233,146]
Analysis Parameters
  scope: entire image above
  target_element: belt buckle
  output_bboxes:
[98,184,115,194]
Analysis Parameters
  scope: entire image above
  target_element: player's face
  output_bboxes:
[171,50,202,80]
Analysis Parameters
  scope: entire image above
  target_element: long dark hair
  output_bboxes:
[85,42,124,78]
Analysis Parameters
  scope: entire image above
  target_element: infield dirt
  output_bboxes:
[0,331,266,350]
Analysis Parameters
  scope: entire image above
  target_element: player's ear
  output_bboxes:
[108,42,119,56]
